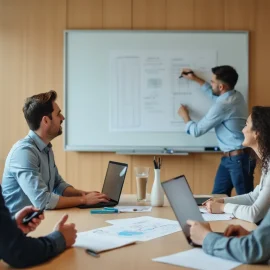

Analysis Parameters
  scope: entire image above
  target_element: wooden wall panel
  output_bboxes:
[103,0,132,29]
[0,0,28,171]
[224,0,256,111]
[166,0,194,29]
[193,153,222,194]
[66,152,103,191]
[161,156,195,189]
[67,0,103,29]
[0,0,266,194]
[251,0,270,106]
[194,0,225,29]
[224,0,255,30]
[133,0,166,29]
[0,0,66,179]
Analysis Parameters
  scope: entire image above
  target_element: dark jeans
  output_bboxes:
[212,153,256,196]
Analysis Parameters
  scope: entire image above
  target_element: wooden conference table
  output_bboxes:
[0,195,268,270]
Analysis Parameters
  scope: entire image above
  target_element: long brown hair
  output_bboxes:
[251,106,270,174]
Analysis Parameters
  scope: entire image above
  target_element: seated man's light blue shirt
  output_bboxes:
[185,82,248,152]
[2,130,71,216]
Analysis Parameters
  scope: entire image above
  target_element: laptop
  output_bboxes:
[194,196,212,206]
[78,161,128,209]
[161,175,206,247]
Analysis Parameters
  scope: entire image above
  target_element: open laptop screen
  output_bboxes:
[102,161,128,202]
[162,175,204,245]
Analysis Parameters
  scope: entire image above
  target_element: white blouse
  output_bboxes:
[224,169,270,223]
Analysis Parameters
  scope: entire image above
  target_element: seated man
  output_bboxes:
[0,185,77,268]
[2,90,109,216]
[187,209,270,264]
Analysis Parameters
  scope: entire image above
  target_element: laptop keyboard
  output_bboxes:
[95,201,116,207]
[77,199,117,209]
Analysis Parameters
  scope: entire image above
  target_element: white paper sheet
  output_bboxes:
[106,216,178,226]
[194,194,213,198]
[200,208,233,221]
[73,231,136,253]
[90,224,180,242]
[153,248,242,270]
[202,213,233,221]
[115,206,152,213]
[100,216,181,241]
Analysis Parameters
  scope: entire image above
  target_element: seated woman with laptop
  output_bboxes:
[187,106,270,264]
[204,106,270,224]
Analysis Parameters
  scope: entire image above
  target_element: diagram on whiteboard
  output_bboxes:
[110,50,217,132]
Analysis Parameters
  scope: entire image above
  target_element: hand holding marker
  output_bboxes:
[179,70,194,78]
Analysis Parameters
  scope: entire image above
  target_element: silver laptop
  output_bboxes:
[162,175,205,247]
[78,161,128,209]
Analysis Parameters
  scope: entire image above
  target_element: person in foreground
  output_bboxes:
[187,209,270,264]
[0,185,77,268]
[178,66,255,196]
[2,90,109,216]
[204,106,270,223]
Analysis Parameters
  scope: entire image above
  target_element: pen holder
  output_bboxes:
[150,169,164,207]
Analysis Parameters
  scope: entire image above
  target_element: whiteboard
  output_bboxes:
[64,30,248,152]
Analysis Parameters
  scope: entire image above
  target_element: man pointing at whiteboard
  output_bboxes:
[178,65,255,196]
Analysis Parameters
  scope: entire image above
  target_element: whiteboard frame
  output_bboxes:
[64,30,249,153]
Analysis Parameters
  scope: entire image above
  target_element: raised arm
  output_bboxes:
[181,68,205,86]
[181,68,218,101]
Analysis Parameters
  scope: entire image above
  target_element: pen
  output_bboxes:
[153,156,158,169]
[103,207,119,212]
[90,209,118,214]
[86,249,100,258]
[202,198,213,205]
[179,71,194,78]
[158,157,162,169]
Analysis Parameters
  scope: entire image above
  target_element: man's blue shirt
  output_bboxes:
[185,82,248,152]
[2,130,71,216]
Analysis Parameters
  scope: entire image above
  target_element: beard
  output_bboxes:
[49,126,62,140]
[212,89,221,96]
[48,120,63,140]
[57,120,63,136]
[57,126,63,136]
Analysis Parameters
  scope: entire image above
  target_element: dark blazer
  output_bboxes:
[0,186,65,268]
